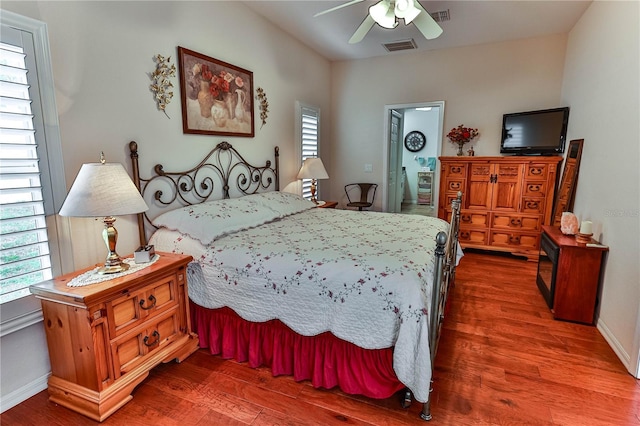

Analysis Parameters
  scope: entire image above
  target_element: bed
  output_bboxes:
[128,141,462,421]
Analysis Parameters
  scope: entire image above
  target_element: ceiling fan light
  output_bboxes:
[370,1,397,29]
[396,1,421,24]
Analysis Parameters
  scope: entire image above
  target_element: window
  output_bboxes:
[1,12,67,305]
[298,104,320,200]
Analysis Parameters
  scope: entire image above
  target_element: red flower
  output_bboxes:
[447,124,479,145]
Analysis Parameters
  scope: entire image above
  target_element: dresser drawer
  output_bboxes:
[459,228,488,245]
[523,181,549,198]
[525,163,549,180]
[444,178,466,194]
[460,211,489,227]
[442,163,467,177]
[107,273,178,338]
[111,307,181,377]
[521,197,546,215]
[489,231,539,250]
[491,214,541,231]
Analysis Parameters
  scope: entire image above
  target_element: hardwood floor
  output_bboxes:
[3,251,639,425]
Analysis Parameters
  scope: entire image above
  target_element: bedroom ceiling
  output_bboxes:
[242,1,592,61]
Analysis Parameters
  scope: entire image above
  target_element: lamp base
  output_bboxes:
[98,216,129,274]
[97,262,130,275]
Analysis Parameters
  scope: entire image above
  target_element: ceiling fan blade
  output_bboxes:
[412,2,443,39]
[349,14,376,44]
[314,0,365,17]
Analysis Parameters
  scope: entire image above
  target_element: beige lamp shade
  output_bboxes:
[59,159,149,274]
[59,162,148,217]
[296,158,329,180]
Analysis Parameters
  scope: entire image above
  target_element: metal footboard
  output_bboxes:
[421,191,462,421]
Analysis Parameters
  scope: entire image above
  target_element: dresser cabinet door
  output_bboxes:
[467,163,492,210]
[490,163,523,212]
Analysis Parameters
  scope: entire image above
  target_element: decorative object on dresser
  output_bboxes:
[438,156,562,260]
[575,220,593,244]
[297,157,329,204]
[58,153,149,274]
[536,226,608,324]
[446,124,479,156]
[551,139,584,226]
[29,252,199,421]
[560,211,579,235]
[177,46,254,137]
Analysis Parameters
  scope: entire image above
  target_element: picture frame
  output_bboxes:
[177,46,254,137]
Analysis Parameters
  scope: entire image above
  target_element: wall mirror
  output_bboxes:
[552,139,584,226]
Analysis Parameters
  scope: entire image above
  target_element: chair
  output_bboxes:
[345,183,377,211]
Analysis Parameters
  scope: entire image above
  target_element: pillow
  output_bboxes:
[152,196,280,245]
[251,191,317,217]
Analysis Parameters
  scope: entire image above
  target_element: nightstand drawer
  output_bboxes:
[111,306,181,376]
[107,273,178,337]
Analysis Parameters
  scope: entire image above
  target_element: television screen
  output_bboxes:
[501,107,569,155]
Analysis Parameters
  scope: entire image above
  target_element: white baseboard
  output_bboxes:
[597,317,632,373]
[0,373,49,413]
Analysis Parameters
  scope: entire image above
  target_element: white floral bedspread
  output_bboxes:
[150,208,452,402]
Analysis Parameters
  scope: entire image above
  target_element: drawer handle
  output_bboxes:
[509,235,521,244]
[139,294,157,310]
[451,166,461,173]
[143,330,160,347]
[525,201,539,209]
[461,214,471,222]
[460,231,470,239]
[450,182,461,190]
[530,168,542,175]
[528,184,541,192]
[510,218,522,226]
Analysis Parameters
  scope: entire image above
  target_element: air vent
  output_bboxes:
[430,9,450,23]
[383,39,418,52]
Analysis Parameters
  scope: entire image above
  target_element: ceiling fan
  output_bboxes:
[314,0,443,44]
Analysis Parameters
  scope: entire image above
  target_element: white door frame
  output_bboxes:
[381,101,445,212]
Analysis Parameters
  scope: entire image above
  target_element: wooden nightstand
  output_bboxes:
[317,200,338,208]
[29,252,199,421]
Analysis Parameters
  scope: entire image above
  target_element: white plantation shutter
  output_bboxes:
[0,19,62,304]
[300,105,320,200]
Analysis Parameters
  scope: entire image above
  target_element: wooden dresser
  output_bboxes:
[438,156,562,260]
[29,252,199,421]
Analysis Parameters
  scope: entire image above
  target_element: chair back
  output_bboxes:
[345,183,378,210]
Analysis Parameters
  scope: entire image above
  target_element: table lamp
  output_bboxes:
[59,153,149,274]
[297,157,329,204]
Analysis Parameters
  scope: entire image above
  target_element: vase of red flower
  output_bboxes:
[447,124,479,156]
[197,80,215,118]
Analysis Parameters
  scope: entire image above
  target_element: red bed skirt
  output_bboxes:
[190,301,406,399]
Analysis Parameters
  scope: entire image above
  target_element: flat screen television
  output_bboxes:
[500,107,569,155]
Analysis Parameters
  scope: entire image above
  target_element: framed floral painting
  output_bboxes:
[178,46,254,137]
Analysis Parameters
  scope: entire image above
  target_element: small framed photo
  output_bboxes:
[178,46,254,137]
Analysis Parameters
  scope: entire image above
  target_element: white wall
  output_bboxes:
[327,34,567,208]
[561,0,640,376]
[0,0,331,409]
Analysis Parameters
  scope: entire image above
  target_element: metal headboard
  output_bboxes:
[129,140,280,246]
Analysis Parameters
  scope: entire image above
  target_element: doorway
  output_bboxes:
[382,101,445,216]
